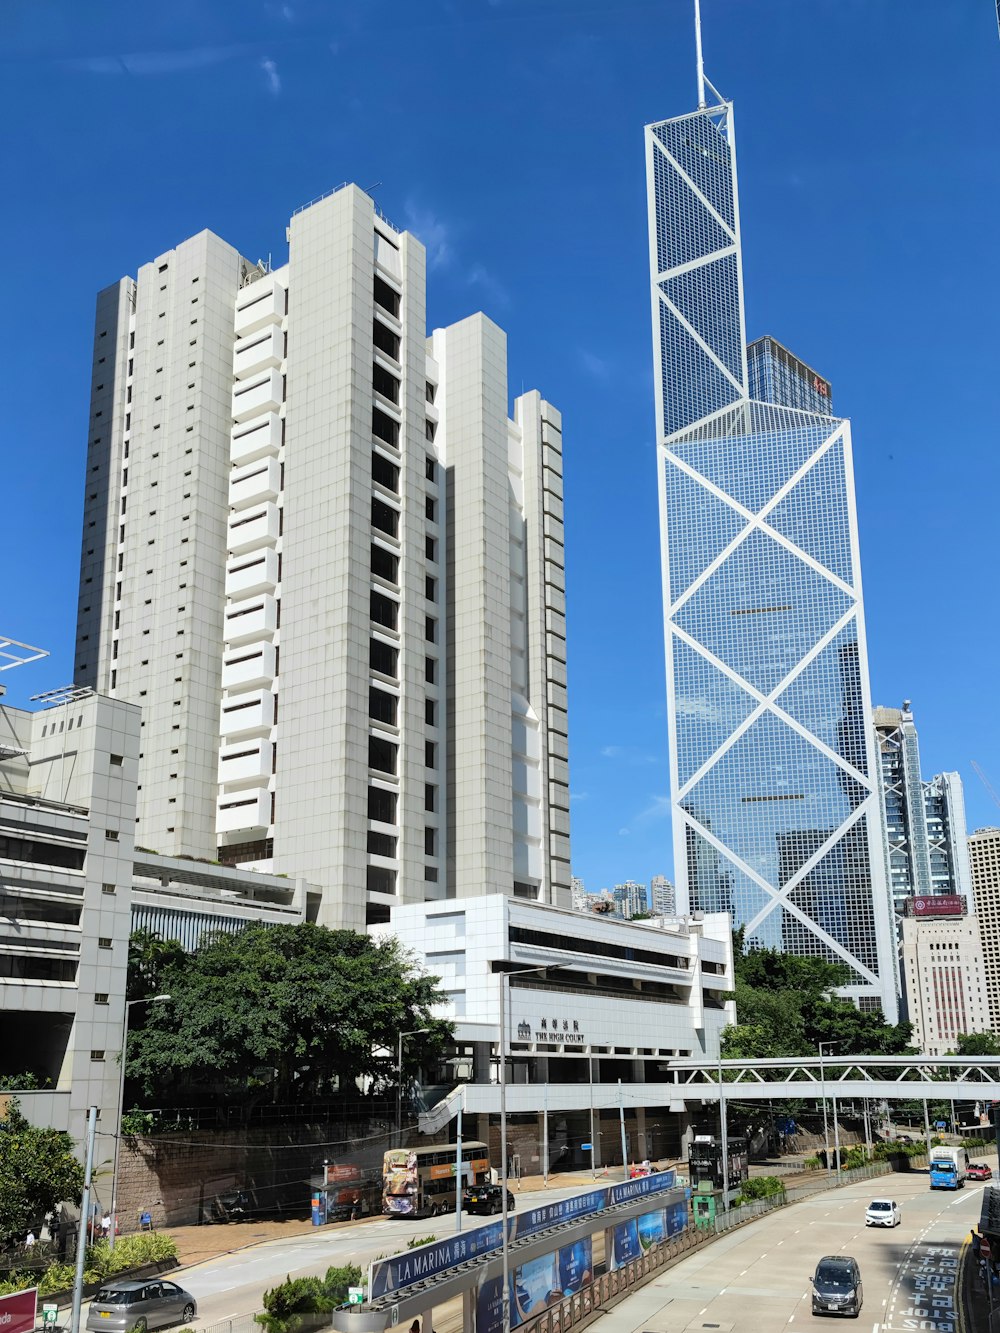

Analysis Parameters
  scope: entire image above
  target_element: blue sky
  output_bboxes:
[3,1,999,893]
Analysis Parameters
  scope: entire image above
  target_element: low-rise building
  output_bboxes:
[380,895,734,1167]
[1,686,311,1145]
[899,897,990,1056]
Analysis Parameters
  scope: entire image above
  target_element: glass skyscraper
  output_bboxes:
[747,336,833,418]
[644,95,898,1018]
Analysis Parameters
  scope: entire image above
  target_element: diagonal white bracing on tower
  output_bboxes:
[645,99,898,1019]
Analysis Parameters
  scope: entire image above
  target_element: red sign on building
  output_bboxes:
[909,895,966,918]
[0,1288,38,1333]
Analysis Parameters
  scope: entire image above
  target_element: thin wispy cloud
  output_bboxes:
[619,794,670,836]
[600,744,657,766]
[66,45,250,76]
[580,349,610,380]
[404,199,453,270]
[570,791,590,803]
[260,57,281,96]
[466,262,509,309]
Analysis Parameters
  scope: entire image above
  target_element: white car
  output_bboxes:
[865,1198,901,1227]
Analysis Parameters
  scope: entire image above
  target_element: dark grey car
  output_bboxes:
[811,1256,862,1317]
[86,1279,197,1333]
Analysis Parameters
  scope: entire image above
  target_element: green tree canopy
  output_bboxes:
[0,1100,84,1247]
[954,1031,1000,1056]
[721,933,914,1059]
[125,923,451,1105]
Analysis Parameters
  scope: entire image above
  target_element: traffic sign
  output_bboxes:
[347,1288,365,1306]
[42,1306,59,1326]
[581,1142,592,1151]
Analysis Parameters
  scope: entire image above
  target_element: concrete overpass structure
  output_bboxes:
[421,1056,1000,1132]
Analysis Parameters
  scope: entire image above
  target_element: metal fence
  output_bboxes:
[194,1316,261,1333]
[785,1159,893,1203]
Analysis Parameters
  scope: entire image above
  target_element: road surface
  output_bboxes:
[179,1182,591,1327]
[597,1168,981,1333]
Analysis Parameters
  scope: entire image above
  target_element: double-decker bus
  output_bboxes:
[382,1141,490,1217]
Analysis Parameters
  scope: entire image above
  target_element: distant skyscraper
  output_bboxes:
[747,336,833,417]
[650,873,676,916]
[873,703,972,913]
[571,875,588,910]
[968,828,1000,1033]
[613,880,648,918]
[644,71,897,1016]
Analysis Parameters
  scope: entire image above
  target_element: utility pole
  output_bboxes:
[70,1108,98,1333]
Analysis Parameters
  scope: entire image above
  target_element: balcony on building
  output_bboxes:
[233,327,282,381]
[232,413,282,467]
[226,548,279,601]
[218,740,273,789]
[229,457,281,511]
[232,369,283,423]
[217,787,271,835]
[224,594,278,646]
[234,279,286,338]
[228,502,280,554]
[221,642,277,692]
[220,689,275,741]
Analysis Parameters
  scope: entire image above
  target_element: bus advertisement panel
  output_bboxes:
[381,1142,490,1217]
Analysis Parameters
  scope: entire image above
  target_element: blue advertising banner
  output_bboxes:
[371,1170,677,1301]
[513,1188,608,1242]
[478,1237,594,1332]
[369,1219,507,1299]
[609,1196,688,1271]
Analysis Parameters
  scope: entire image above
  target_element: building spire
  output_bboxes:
[694,0,707,108]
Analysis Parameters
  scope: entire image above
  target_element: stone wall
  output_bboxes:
[116,1118,397,1230]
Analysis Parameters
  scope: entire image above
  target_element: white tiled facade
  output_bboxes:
[382,895,734,1110]
[900,910,990,1056]
[1,693,139,1143]
[74,185,571,928]
[1,689,311,1144]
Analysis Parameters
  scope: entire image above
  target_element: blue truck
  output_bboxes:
[929,1146,968,1189]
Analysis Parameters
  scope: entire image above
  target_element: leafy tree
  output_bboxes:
[125,924,451,1105]
[721,935,914,1059]
[127,929,188,1004]
[955,1031,1000,1056]
[0,1100,84,1248]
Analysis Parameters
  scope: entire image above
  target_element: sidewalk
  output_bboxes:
[162,1166,637,1270]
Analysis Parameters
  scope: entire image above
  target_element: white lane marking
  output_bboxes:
[739,1269,748,1276]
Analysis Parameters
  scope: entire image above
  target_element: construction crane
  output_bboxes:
[971,760,1000,811]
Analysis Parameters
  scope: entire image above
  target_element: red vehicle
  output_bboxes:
[968,1163,993,1181]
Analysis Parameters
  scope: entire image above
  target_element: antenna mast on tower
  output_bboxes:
[694,0,707,108]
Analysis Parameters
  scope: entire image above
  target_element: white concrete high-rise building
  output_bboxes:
[650,874,676,916]
[74,185,570,929]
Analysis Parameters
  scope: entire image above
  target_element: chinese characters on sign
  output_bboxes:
[515,1018,586,1044]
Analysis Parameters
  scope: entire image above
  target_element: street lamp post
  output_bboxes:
[493,961,552,1333]
[818,1041,846,1183]
[588,1051,597,1179]
[110,995,171,1250]
[395,1028,430,1148]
